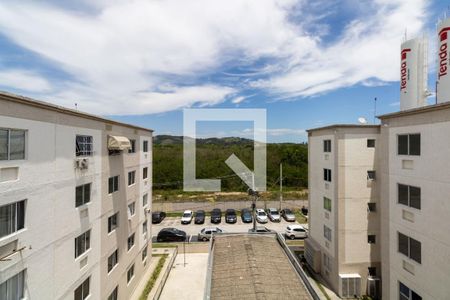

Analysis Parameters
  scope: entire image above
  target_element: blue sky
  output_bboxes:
[0,0,447,142]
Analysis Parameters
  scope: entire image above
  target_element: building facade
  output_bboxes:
[0,92,153,300]
[379,103,450,300]
[305,125,381,299]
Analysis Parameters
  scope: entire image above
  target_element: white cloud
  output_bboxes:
[0,0,428,114]
[0,69,52,92]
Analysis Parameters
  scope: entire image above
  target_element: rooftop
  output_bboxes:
[306,124,380,133]
[207,234,312,300]
[0,90,153,133]
[377,101,450,119]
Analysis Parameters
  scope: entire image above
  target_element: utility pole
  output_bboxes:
[279,163,283,211]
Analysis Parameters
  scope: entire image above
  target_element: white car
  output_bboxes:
[181,210,193,224]
[198,227,223,241]
[267,208,281,222]
[285,224,307,239]
[255,209,268,223]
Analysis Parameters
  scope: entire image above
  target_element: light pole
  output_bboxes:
[248,188,259,232]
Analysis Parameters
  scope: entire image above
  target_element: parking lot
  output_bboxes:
[151,216,308,242]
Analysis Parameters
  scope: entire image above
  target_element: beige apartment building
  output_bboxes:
[305,125,381,299]
[0,91,153,300]
[378,103,450,300]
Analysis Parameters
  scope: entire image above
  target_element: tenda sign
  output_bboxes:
[438,26,450,80]
[400,48,411,91]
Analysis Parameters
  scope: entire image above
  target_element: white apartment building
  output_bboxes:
[0,91,153,300]
[305,125,381,299]
[378,103,450,300]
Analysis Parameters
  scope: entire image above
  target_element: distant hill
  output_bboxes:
[153,135,308,191]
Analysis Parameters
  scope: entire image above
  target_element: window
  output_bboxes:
[0,270,25,300]
[128,202,136,217]
[0,128,25,160]
[367,139,375,148]
[323,169,332,182]
[142,220,148,235]
[323,139,331,152]
[143,140,149,152]
[368,267,377,277]
[143,193,148,207]
[128,139,136,153]
[75,183,91,207]
[127,264,135,283]
[398,232,421,264]
[74,277,90,300]
[398,134,420,155]
[398,184,421,210]
[367,170,376,180]
[128,171,136,186]
[75,135,93,156]
[0,200,25,238]
[323,225,332,241]
[108,213,118,233]
[143,167,148,179]
[367,203,376,212]
[128,233,135,251]
[399,282,422,300]
[75,230,91,258]
[142,245,148,261]
[368,235,376,244]
[108,287,118,300]
[108,176,119,194]
[323,197,331,212]
[108,250,119,273]
[323,253,332,271]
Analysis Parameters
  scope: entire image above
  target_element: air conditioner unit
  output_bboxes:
[75,158,89,170]
[367,277,380,299]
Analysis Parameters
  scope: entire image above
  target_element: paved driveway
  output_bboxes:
[151,216,307,242]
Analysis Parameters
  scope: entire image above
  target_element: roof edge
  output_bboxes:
[306,124,380,133]
[377,101,450,119]
[0,91,154,133]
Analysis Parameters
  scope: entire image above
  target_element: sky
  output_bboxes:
[0,0,448,142]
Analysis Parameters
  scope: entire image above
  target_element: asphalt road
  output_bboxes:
[151,216,308,242]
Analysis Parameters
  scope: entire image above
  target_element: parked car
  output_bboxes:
[248,226,275,233]
[156,228,187,242]
[255,209,268,223]
[194,210,205,224]
[152,211,166,224]
[181,210,193,224]
[211,208,222,224]
[285,224,307,239]
[198,227,223,241]
[280,208,296,222]
[225,209,237,223]
[241,208,253,223]
[267,208,281,222]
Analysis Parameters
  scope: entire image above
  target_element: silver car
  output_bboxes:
[267,208,281,222]
[198,227,223,241]
[280,208,296,222]
[285,224,307,239]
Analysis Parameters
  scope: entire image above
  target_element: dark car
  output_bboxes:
[152,211,166,224]
[225,209,237,223]
[241,208,253,223]
[156,228,187,242]
[195,210,205,224]
[301,206,309,216]
[211,208,222,224]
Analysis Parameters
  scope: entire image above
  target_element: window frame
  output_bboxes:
[0,200,26,239]
[142,245,148,261]
[108,176,119,194]
[108,286,118,300]
[143,193,148,207]
[398,232,421,264]
[75,183,91,207]
[367,139,375,148]
[0,128,26,161]
[367,170,376,180]
[143,167,148,179]
[128,171,136,186]
[75,135,93,157]
[128,202,136,217]
[75,230,91,258]
[74,277,90,300]
[399,281,422,300]
[127,233,135,251]
[323,225,332,242]
[398,134,421,156]
[108,249,119,273]
[143,140,149,153]
[0,270,25,300]
[323,168,332,182]
[323,139,331,152]
[108,213,119,233]
[323,197,332,212]
[128,139,136,154]
[368,235,376,244]
[142,220,148,235]
[367,202,376,212]
[398,184,421,210]
[127,264,135,283]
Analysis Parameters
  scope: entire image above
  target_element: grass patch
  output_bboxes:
[152,243,179,248]
[139,254,169,300]
[294,210,308,223]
